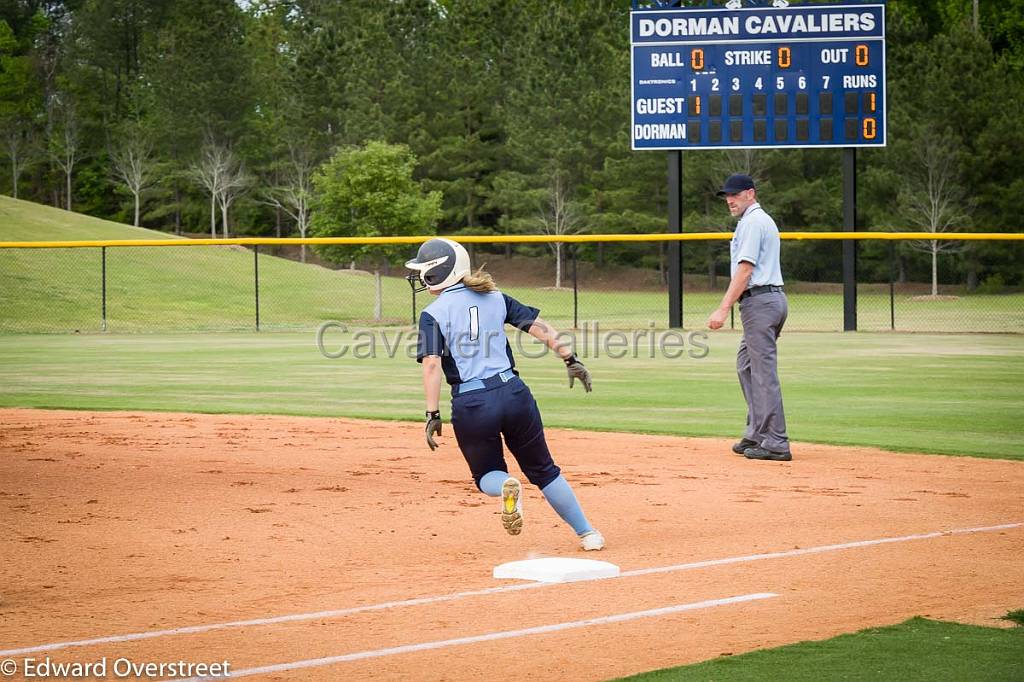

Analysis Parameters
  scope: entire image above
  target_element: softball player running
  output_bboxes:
[406,238,605,551]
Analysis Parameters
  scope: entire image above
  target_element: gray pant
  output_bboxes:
[737,291,789,452]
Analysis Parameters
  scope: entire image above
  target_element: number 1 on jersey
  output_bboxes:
[469,306,479,341]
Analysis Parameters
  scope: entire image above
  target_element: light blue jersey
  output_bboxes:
[417,285,539,386]
[730,202,784,288]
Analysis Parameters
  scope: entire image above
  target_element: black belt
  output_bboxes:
[739,285,784,301]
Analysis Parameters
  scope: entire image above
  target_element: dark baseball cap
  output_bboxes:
[716,174,756,196]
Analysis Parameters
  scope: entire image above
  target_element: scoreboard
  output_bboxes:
[630,3,886,150]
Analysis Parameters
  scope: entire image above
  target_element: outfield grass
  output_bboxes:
[1,330,1021,460]
[616,617,1024,681]
[2,197,1023,333]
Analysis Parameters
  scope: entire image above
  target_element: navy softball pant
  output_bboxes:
[450,376,561,490]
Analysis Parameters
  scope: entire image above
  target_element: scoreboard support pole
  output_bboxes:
[842,147,858,332]
[667,150,684,329]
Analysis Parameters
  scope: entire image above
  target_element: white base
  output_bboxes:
[493,557,620,583]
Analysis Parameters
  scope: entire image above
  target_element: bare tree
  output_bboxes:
[217,156,250,239]
[109,127,158,226]
[718,148,766,181]
[536,172,582,289]
[191,140,231,237]
[48,102,82,211]
[262,141,316,262]
[38,13,63,207]
[899,125,969,296]
[2,122,31,199]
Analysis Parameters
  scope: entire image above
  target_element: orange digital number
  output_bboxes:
[691,48,704,70]
[855,44,869,66]
[694,95,702,115]
[866,92,876,112]
[777,47,791,69]
[863,118,877,139]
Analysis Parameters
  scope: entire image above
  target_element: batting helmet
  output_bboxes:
[405,238,471,293]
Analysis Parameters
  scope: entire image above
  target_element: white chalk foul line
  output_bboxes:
[619,522,1024,578]
[0,582,542,657]
[1,521,1018,657]
[170,593,779,682]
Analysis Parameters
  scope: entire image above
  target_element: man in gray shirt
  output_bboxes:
[706,174,792,461]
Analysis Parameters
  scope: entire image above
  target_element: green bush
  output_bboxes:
[977,273,1007,295]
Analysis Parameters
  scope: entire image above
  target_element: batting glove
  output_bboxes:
[565,354,592,393]
[425,410,442,451]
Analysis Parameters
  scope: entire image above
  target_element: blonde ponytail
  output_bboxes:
[462,266,497,293]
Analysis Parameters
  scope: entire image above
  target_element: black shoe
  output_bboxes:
[743,446,792,461]
[731,438,759,455]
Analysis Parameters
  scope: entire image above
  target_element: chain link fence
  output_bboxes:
[1,237,1022,334]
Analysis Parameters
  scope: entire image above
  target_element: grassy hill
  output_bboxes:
[0,197,422,332]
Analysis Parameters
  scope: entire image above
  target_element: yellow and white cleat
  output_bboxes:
[501,477,523,536]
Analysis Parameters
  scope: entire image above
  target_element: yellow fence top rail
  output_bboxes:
[1,232,1022,249]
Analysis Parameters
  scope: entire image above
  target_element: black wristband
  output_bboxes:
[564,353,579,366]
[426,410,440,420]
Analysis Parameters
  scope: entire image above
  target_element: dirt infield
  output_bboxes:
[2,408,1022,681]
